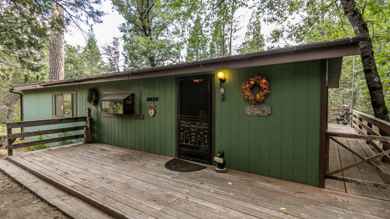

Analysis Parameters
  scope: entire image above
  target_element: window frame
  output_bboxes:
[52,92,77,118]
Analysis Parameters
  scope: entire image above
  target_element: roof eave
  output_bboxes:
[14,37,362,92]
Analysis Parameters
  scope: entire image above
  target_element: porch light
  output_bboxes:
[217,71,226,83]
[217,71,226,101]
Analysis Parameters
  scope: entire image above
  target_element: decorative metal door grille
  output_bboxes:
[178,115,209,148]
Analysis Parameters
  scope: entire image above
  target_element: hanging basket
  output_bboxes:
[241,75,270,105]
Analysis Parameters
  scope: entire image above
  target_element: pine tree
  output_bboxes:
[103,37,121,72]
[209,0,246,57]
[239,9,265,54]
[186,16,208,62]
[49,5,65,81]
[80,30,107,75]
[113,0,181,69]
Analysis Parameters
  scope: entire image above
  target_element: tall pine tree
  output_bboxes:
[103,37,121,72]
[239,9,265,54]
[113,0,181,69]
[186,16,208,62]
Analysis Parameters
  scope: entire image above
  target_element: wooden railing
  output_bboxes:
[352,110,390,160]
[3,114,92,156]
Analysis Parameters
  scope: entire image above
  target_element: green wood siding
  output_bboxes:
[21,60,323,186]
[23,88,88,145]
[92,77,177,156]
[214,61,322,186]
[23,89,88,120]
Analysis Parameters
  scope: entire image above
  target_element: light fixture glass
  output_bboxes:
[217,71,225,81]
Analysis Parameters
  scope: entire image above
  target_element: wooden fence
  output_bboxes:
[352,110,390,156]
[2,114,92,156]
[326,110,390,184]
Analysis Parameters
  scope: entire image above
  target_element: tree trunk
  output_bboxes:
[49,5,65,81]
[340,0,390,162]
[340,0,389,122]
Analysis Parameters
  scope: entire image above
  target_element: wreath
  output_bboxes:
[87,88,99,106]
[241,75,270,105]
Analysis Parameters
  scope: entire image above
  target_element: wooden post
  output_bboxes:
[6,126,13,156]
[381,129,390,163]
[366,122,373,145]
[84,108,92,143]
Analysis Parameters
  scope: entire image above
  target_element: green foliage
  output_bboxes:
[255,0,389,115]
[239,8,265,54]
[186,15,208,61]
[0,0,104,124]
[65,31,108,79]
[0,0,103,76]
[103,37,121,72]
[209,0,247,57]
[113,0,184,68]
[0,1,48,75]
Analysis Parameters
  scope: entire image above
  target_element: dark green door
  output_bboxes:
[177,75,212,163]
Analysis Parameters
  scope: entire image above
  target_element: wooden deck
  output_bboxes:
[2,143,390,219]
[326,123,390,200]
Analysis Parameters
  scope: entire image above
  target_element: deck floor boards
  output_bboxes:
[6,144,390,219]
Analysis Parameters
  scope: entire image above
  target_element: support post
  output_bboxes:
[84,108,92,143]
[6,126,13,156]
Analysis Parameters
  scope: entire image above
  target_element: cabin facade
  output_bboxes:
[14,37,362,187]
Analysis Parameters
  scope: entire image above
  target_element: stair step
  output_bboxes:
[0,159,113,219]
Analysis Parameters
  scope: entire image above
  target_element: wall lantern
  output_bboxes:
[217,71,226,101]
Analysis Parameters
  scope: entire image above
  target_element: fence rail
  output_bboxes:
[2,113,92,156]
[352,110,390,157]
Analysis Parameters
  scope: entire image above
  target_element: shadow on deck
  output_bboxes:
[326,123,390,201]
[1,143,390,218]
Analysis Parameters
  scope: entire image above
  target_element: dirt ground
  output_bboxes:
[0,167,69,219]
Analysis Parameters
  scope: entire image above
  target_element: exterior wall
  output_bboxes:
[214,61,322,186]
[23,88,89,145]
[23,89,89,120]
[22,60,322,186]
[92,77,177,156]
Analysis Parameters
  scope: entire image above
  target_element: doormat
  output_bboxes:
[165,159,206,172]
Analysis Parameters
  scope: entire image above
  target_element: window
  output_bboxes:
[53,93,76,117]
[101,93,135,115]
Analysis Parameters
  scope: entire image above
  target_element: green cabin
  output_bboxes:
[13,37,361,187]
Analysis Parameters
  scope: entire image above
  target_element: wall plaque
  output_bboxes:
[245,105,271,117]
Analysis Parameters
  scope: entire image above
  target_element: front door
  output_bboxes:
[177,75,212,163]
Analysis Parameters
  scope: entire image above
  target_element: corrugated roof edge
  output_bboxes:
[14,36,364,92]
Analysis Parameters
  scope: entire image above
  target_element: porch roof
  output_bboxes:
[14,36,363,92]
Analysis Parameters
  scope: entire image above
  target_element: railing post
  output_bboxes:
[6,126,13,156]
[381,129,390,163]
[84,108,92,143]
[366,122,373,144]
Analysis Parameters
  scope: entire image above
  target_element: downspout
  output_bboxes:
[9,88,24,137]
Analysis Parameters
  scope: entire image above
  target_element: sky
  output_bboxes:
[65,1,273,54]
